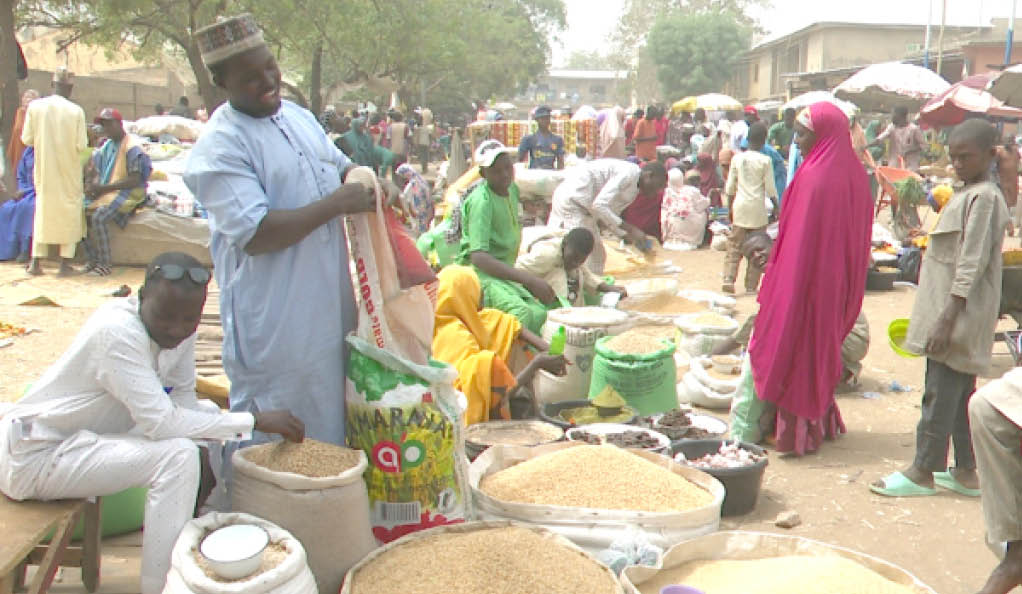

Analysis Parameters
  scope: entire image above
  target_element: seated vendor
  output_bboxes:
[0,252,304,594]
[713,232,870,387]
[433,265,566,425]
[515,227,628,307]
[83,108,153,276]
[458,140,555,333]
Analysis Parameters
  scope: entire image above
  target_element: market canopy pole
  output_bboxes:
[924,0,933,70]
[937,0,947,76]
[1007,0,1018,66]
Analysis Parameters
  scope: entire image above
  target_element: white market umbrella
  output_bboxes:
[671,93,743,114]
[834,62,950,112]
[988,64,1022,108]
[783,91,859,117]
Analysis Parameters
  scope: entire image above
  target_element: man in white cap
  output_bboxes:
[21,66,87,276]
[184,15,385,456]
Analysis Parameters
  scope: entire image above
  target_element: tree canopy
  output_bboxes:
[12,0,565,114]
[646,11,751,99]
[610,0,763,103]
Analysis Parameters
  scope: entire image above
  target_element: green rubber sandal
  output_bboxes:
[869,471,937,497]
[933,470,981,497]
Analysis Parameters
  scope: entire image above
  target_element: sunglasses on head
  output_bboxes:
[149,264,211,285]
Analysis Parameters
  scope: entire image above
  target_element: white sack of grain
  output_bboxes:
[468,442,723,553]
[679,371,734,410]
[340,521,624,594]
[232,444,376,594]
[621,531,937,594]
[162,512,315,594]
[678,289,737,314]
[689,357,741,393]
[675,312,739,357]
[129,116,205,142]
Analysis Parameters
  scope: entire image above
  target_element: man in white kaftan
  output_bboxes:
[0,252,304,594]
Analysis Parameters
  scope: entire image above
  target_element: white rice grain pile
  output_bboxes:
[636,555,918,594]
[479,445,711,512]
[605,326,675,355]
[350,525,618,594]
[242,439,361,477]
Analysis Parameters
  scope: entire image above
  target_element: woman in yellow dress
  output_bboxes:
[432,265,566,425]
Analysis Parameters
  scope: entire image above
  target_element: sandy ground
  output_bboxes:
[2,234,1020,592]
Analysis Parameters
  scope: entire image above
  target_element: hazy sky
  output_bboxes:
[554,0,1022,65]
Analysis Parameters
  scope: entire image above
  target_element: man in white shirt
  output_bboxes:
[0,252,304,594]
[723,121,778,294]
[547,159,667,273]
[729,105,758,152]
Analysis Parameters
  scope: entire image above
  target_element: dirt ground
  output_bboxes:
[2,234,1020,593]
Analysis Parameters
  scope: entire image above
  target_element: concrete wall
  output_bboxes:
[819,28,925,71]
[806,31,825,72]
[964,44,1022,75]
[17,69,198,122]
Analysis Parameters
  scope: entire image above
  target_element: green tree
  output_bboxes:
[562,50,616,70]
[646,11,751,99]
[12,0,563,127]
[17,0,234,109]
[609,0,765,104]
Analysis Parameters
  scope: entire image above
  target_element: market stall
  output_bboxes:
[466,119,598,160]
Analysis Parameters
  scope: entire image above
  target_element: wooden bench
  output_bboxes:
[0,497,102,594]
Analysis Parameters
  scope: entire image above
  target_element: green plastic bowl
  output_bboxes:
[887,318,919,358]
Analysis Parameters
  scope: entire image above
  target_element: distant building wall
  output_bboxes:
[17,69,195,121]
[963,43,1022,74]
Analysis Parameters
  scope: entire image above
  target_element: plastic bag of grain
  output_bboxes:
[346,166,434,365]
[690,356,741,393]
[469,442,724,553]
[678,372,734,410]
[621,531,937,594]
[163,512,316,594]
[675,312,740,357]
[513,163,568,201]
[345,335,471,545]
[589,331,678,416]
[340,521,624,594]
[231,441,375,594]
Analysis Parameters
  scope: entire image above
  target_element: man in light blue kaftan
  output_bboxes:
[186,99,356,447]
[184,15,374,456]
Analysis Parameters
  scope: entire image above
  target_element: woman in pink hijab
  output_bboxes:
[749,102,872,456]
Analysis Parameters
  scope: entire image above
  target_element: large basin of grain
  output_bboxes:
[344,523,621,594]
[621,531,937,594]
[479,444,711,512]
[636,556,916,594]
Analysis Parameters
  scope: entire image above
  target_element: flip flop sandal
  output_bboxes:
[869,471,937,497]
[933,470,981,497]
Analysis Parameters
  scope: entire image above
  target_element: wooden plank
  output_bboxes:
[81,499,101,593]
[0,498,80,577]
[27,506,79,594]
[28,547,81,567]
